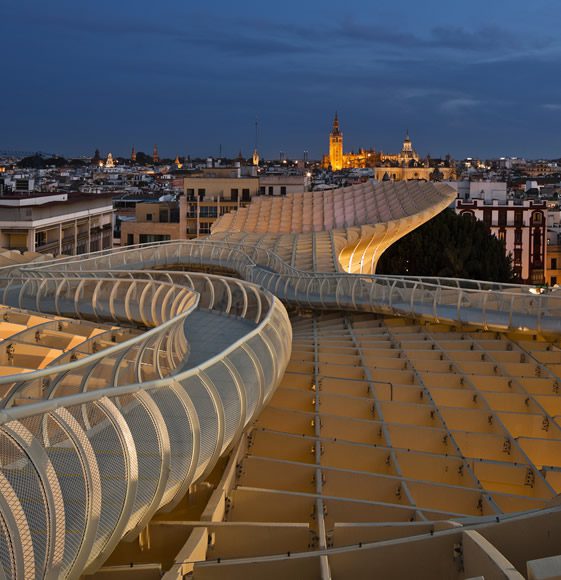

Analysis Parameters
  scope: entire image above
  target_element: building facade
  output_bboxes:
[456,198,547,283]
[120,199,184,245]
[545,244,561,285]
[0,192,114,256]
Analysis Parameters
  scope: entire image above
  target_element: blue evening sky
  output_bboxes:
[2,0,561,159]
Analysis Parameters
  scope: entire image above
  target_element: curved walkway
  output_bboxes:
[0,266,291,579]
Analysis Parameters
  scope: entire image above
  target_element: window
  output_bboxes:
[187,203,197,218]
[199,223,211,234]
[483,209,492,228]
[159,209,169,223]
[259,186,265,195]
[552,276,558,285]
[199,206,217,218]
[498,230,506,242]
[242,188,251,202]
[552,258,558,270]
[146,213,153,222]
[230,188,239,202]
[198,188,206,201]
[533,212,543,224]
[127,234,134,245]
[514,211,523,227]
[280,186,287,196]
[35,231,47,247]
[139,234,171,243]
[186,188,195,200]
[514,248,522,264]
[170,207,179,222]
[514,230,522,244]
[498,210,507,227]
[268,186,274,196]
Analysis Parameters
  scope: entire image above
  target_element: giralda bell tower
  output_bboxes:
[329,112,343,171]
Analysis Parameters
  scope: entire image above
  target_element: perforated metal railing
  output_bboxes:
[24,239,561,336]
[0,265,292,579]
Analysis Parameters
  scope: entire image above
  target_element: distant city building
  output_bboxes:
[322,113,454,181]
[153,144,159,163]
[328,112,344,170]
[121,198,183,245]
[456,182,546,283]
[546,245,561,285]
[0,192,114,255]
[258,173,311,197]
[131,145,136,162]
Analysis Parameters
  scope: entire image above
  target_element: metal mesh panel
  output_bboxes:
[125,283,143,324]
[114,348,139,386]
[204,362,242,452]
[75,281,97,318]
[247,335,275,394]
[229,349,260,423]
[93,280,117,321]
[50,362,96,399]
[0,426,49,577]
[83,350,123,393]
[114,394,162,531]
[16,414,66,577]
[262,324,285,383]
[36,414,88,577]
[0,510,15,580]
[148,387,194,508]
[68,402,128,564]
[179,375,219,477]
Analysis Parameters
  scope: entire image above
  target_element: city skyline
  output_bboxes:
[3,0,561,159]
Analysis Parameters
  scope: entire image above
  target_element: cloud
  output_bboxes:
[337,20,527,53]
[542,103,561,111]
[441,98,481,113]
[429,25,521,52]
[397,88,456,101]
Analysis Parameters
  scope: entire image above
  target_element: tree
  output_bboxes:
[18,154,45,169]
[135,151,152,165]
[377,209,515,282]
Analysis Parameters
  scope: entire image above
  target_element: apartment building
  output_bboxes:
[120,199,184,245]
[456,197,547,283]
[258,173,311,196]
[184,173,258,237]
[0,192,114,255]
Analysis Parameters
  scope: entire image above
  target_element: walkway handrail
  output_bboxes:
[19,240,561,336]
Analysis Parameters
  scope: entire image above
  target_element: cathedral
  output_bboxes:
[322,113,455,181]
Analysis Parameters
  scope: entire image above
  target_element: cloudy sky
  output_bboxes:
[3,0,561,159]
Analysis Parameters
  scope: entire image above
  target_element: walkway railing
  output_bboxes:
[0,262,292,579]
[23,240,561,336]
